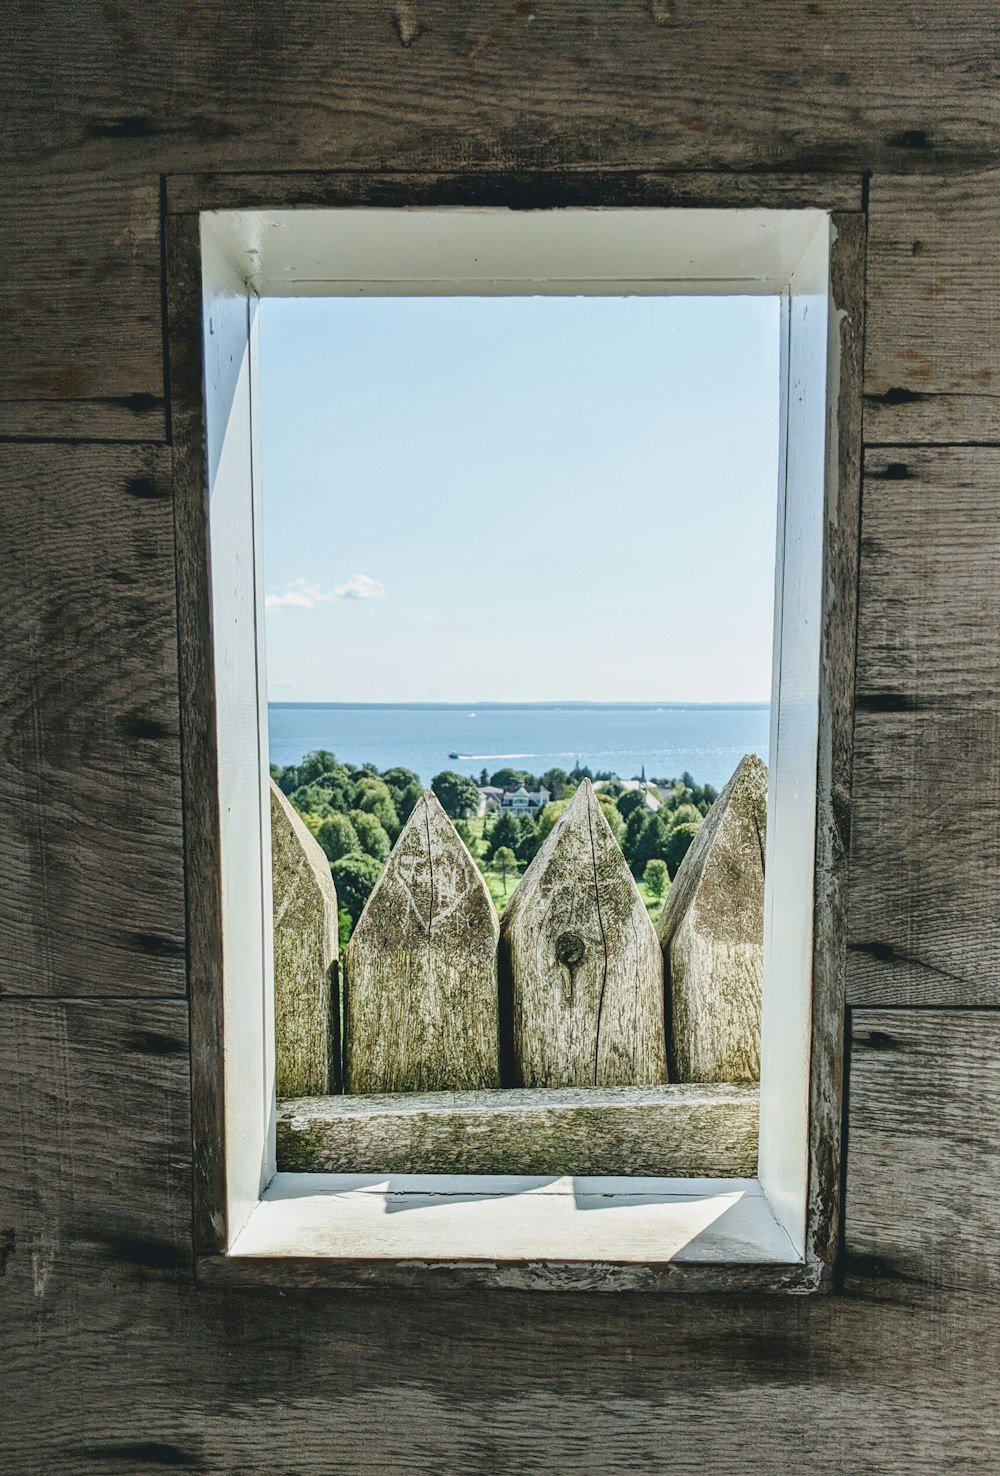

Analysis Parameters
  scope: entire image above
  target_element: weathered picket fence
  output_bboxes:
[272,757,767,1176]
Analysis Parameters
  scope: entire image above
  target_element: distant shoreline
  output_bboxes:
[269,700,770,711]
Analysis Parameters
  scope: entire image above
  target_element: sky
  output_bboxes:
[260,294,780,704]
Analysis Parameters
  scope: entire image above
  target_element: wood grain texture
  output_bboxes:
[848,448,1000,1006]
[503,780,667,1088]
[0,442,185,997]
[865,171,1000,444]
[3,2,997,179]
[658,755,766,1083]
[0,173,165,433]
[803,209,866,1273]
[276,1084,758,1178]
[344,792,500,1093]
[271,782,338,1098]
[167,169,865,216]
[0,998,193,1288]
[845,1010,1000,1296]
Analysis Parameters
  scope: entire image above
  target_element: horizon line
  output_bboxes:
[268,699,770,710]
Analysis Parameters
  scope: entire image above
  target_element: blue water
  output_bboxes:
[267,704,770,791]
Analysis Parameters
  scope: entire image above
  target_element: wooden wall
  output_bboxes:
[2,4,999,1470]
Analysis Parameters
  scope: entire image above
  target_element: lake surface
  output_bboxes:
[268,704,770,791]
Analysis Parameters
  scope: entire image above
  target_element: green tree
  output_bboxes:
[665,820,701,878]
[539,768,569,801]
[622,807,650,872]
[536,796,570,843]
[315,813,360,863]
[278,749,339,794]
[454,818,476,851]
[596,791,625,844]
[642,858,669,899]
[485,811,520,859]
[330,853,383,924]
[479,768,490,787]
[515,815,542,867]
[289,783,335,820]
[352,777,400,839]
[616,788,649,821]
[493,846,518,897]
[490,767,533,790]
[381,767,423,826]
[670,802,703,830]
[431,770,480,819]
[349,809,391,862]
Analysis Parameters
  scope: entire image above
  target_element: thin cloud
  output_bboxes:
[265,575,385,611]
[334,574,385,601]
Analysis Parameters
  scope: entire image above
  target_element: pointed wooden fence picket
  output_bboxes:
[501,780,667,1089]
[274,760,767,1177]
[343,790,500,1094]
[657,753,767,1084]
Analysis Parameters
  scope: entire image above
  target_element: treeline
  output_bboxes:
[271,750,718,938]
[463,769,717,885]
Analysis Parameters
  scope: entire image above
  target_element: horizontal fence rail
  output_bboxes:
[273,759,767,1165]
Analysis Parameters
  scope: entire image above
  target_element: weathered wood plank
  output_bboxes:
[5,1259,1000,1473]
[502,780,666,1088]
[344,792,500,1093]
[277,1083,758,1178]
[3,3,997,178]
[0,443,185,996]
[0,173,165,432]
[0,998,193,1286]
[167,170,865,216]
[865,171,1000,444]
[271,781,339,1098]
[658,755,767,1083]
[848,448,1000,1006]
[845,1010,1000,1296]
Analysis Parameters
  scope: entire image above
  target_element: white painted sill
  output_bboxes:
[198,1172,808,1293]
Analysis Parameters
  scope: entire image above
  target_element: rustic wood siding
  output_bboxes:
[2,2,999,1468]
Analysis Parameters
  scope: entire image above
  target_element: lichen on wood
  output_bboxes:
[501,779,667,1088]
[657,753,767,1083]
[271,780,339,1097]
[344,790,500,1093]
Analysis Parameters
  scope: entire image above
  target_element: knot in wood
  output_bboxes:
[554,930,586,971]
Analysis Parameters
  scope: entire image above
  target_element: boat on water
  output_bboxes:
[448,751,461,760]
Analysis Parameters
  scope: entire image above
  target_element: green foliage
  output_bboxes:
[289,783,335,818]
[349,809,391,862]
[492,846,519,896]
[615,788,649,821]
[539,768,569,801]
[514,815,542,866]
[485,811,520,860]
[330,853,383,923]
[431,769,481,819]
[669,802,703,829]
[536,797,569,842]
[489,767,533,790]
[337,908,354,950]
[642,858,669,899]
[665,820,701,878]
[381,767,423,826]
[453,818,476,850]
[351,777,400,839]
[596,791,625,844]
[315,813,360,863]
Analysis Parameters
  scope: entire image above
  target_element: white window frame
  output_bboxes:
[171,198,861,1292]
